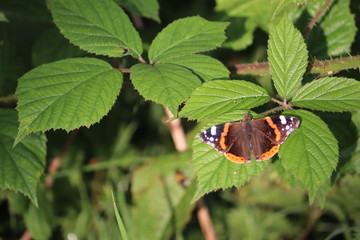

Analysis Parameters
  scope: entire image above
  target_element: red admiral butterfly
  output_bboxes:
[200,114,300,163]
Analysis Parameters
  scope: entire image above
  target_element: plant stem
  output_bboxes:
[119,68,131,73]
[231,55,360,76]
[197,199,217,240]
[0,94,17,103]
[45,130,78,188]
[163,107,217,240]
[302,0,332,38]
[309,56,360,75]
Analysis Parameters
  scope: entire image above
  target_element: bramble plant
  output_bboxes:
[0,0,360,239]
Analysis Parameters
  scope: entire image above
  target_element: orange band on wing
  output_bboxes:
[264,117,281,142]
[259,145,279,160]
[225,153,248,163]
[219,123,230,150]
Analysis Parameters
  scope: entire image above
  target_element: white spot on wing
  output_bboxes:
[211,126,217,135]
[279,115,287,124]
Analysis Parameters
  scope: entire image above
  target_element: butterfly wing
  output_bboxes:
[200,122,252,163]
[252,115,300,160]
[223,123,252,163]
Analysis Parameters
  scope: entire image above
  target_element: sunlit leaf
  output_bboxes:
[180,80,270,120]
[162,54,230,82]
[15,58,122,144]
[48,0,142,57]
[130,63,201,115]
[292,77,360,111]
[149,16,228,63]
[268,17,308,98]
[280,110,338,202]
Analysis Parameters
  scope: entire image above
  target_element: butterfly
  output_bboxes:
[200,114,300,163]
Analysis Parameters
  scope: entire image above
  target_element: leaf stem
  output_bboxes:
[260,106,285,116]
[230,55,360,76]
[271,97,285,106]
[138,55,147,64]
[260,98,294,115]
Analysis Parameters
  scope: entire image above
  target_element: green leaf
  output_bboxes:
[15,58,122,144]
[130,63,201,115]
[179,80,270,120]
[273,159,305,189]
[292,77,360,111]
[111,191,129,240]
[280,110,338,202]
[267,17,308,99]
[148,16,228,63]
[0,109,46,206]
[307,0,356,59]
[272,0,307,19]
[215,0,277,50]
[0,12,8,22]
[131,152,196,240]
[218,14,257,51]
[24,192,55,239]
[162,54,230,82]
[115,0,160,22]
[48,0,142,57]
[193,111,269,201]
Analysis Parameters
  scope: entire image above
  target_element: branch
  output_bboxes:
[163,107,217,240]
[230,55,360,76]
[300,208,323,240]
[19,230,32,240]
[302,0,332,38]
[229,62,270,76]
[0,94,17,104]
[197,199,217,240]
[45,130,78,188]
[163,107,187,152]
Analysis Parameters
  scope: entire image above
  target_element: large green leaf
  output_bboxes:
[116,0,159,22]
[131,152,196,240]
[162,54,230,82]
[267,17,308,99]
[292,77,360,111]
[193,111,269,201]
[130,63,201,115]
[307,0,356,59]
[148,16,228,63]
[179,80,270,120]
[48,0,142,57]
[280,110,338,202]
[15,58,122,144]
[0,109,46,206]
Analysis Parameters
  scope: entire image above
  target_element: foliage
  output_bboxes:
[0,0,359,239]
